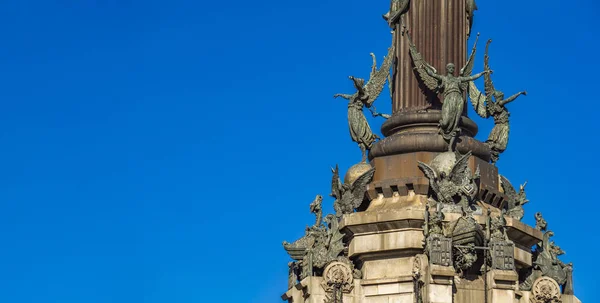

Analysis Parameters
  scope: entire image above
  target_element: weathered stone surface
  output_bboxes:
[487,270,518,290]
[348,230,424,258]
[428,284,453,303]
[505,217,543,248]
[361,258,413,280]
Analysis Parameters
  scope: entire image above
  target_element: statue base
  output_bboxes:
[372,110,490,161]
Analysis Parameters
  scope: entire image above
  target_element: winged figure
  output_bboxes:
[330,164,375,217]
[534,212,547,232]
[334,33,395,162]
[521,230,572,291]
[417,151,480,210]
[282,195,327,259]
[382,0,410,29]
[465,0,478,38]
[499,175,528,220]
[407,32,490,151]
[309,195,323,228]
[468,39,527,163]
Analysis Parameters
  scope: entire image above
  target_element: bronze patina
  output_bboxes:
[407,32,490,151]
[334,33,395,162]
[469,40,526,163]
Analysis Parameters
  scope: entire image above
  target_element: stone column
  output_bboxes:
[368,0,494,196]
[392,0,469,113]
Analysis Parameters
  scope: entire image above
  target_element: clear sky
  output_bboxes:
[0,0,597,302]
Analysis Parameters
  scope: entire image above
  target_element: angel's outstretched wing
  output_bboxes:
[407,32,439,92]
[449,151,473,184]
[418,161,440,197]
[330,165,343,199]
[459,33,480,92]
[364,32,396,107]
[468,82,489,118]
[349,167,375,210]
[460,33,479,77]
[483,39,496,97]
[368,53,377,82]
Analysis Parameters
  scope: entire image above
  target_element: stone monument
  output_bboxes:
[281,1,580,302]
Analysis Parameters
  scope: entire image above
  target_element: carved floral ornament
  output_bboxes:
[321,261,354,293]
[531,276,561,303]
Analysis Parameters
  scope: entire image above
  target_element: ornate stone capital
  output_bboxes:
[321,261,354,293]
[531,276,561,303]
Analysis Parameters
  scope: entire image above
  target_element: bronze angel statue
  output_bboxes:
[330,164,375,217]
[382,0,410,29]
[407,32,491,151]
[468,39,526,163]
[334,33,395,162]
[465,0,478,38]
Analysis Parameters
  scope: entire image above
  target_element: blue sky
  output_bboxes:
[0,0,597,302]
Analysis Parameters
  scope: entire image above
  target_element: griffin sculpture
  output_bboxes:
[535,212,547,232]
[417,151,480,211]
[309,194,324,227]
[521,230,572,291]
[330,164,375,217]
[469,39,526,163]
[499,175,528,220]
[407,32,490,151]
[282,200,356,281]
[282,195,327,262]
[310,214,346,270]
[334,33,395,162]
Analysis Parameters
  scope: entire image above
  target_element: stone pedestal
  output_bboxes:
[487,270,519,303]
[428,265,454,303]
[362,277,414,303]
[454,276,485,303]
[282,206,582,302]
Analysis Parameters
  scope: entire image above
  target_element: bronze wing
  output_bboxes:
[364,32,396,107]
[449,151,473,185]
[368,52,378,82]
[459,33,480,91]
[468,82,489,118]
[483,39,496,97]
[499,175,517,202]
[330,165,343,199]
[349,167,376,210]
[417,161,440,198]
[325,215,345,258]
[407,32,439,92]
